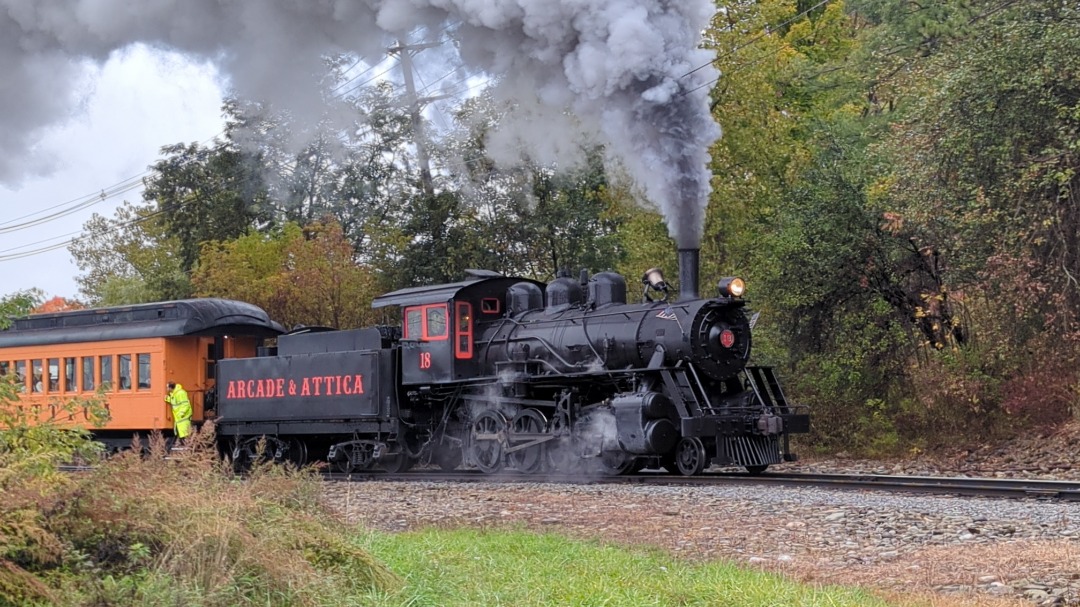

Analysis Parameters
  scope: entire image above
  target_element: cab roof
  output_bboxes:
[371,271,545,309]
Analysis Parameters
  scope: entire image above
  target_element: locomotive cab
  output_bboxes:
[372,271,546,385]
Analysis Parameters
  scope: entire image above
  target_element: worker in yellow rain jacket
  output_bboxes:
[166,382,193,445]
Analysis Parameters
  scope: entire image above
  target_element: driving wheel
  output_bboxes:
[508,409,547,473]
[470,410,507,473]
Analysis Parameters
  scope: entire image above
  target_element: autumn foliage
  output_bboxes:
[192,219,381,330]
[30,297,84,314]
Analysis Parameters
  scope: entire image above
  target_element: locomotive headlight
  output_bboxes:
[642,267,668,290]
[718,277,746,298]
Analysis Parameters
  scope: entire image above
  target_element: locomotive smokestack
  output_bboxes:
[678,248,699,300]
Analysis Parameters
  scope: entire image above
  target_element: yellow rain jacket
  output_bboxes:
[166,383,193,439]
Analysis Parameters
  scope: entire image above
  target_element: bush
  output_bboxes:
[1,376,399,607]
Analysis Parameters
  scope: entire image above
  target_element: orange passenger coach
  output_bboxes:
[0,299,283,450]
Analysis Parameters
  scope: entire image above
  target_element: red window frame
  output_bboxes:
[403,304,449,341]
[455,302,473,359]
[480,298,501,314]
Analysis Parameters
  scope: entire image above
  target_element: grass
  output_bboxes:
[0,412,960,607]
[353,528,896,607]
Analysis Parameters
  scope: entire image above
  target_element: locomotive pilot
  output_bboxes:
[166,381,193,447]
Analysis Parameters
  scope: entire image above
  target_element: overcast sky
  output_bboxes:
[0,44,225,301]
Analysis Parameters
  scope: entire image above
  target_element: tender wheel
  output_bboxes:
[331,443,374,474]
[233,437,272,471]
[285,438,308,467]
[508,409,547,474]
[744,464,769,475]
[470,410,507,473]
[675,437,708,476]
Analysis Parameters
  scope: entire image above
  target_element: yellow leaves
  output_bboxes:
[880,210,904,234]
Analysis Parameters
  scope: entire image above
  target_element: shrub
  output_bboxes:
[1,374,400,607]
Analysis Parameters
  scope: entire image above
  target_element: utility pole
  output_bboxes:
[390,41,448,198]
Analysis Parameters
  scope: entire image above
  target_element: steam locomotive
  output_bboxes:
[216,249,809,475]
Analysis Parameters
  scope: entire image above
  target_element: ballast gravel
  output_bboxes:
[324,478,1080,606]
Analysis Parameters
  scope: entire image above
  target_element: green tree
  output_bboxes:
[193,220,380,329]
[144,140,274,273]
[0,290,41,329]
[68,201,189,305]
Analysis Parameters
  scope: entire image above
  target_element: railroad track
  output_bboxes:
[326,469,1080,501]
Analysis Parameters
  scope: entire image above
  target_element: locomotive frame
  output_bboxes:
[214,256,809,476]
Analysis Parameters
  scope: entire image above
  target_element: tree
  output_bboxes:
[144,139,274,273]
[192,220,380,329]
[30,297,84,314]
[68,201,189,305]
[0,290,41,330]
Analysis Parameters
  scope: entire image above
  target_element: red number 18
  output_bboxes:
[419,352,432,369]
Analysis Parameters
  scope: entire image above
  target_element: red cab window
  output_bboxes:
[404,304,449,341]
[455,302,473,359]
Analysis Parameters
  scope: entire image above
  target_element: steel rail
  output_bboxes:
[325,469,1080,501]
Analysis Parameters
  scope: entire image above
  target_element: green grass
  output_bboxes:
[351,528,895,607]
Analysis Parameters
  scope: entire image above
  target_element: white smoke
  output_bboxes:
[0,0,720,246]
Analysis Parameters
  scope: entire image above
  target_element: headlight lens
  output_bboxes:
[718,277,745,298]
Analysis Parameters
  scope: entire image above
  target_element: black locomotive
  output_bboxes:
[216,250,809,476]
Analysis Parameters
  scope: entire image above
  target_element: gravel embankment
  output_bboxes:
[323,425,1080,605]
[324,475,1080,607]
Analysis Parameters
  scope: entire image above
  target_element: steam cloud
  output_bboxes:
[0,0,720,247]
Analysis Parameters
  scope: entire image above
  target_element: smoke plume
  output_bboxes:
[0,0,720,247]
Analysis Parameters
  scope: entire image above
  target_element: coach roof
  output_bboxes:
[0,298,284,347]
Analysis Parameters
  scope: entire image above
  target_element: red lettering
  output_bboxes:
[420,352,432,369]
[226,381,236,399]
[255,380,264,398]
[246,380,255,398]
[237,381,247,399]
[276,378,285,397]
[354,374,364,394]
[331,375,341,395]
[301,378,311,396]
[342,375,352,395]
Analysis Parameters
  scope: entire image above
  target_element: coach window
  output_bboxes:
[118,354,132,391]
[82,357,95,392]
[64,358,76,392]
[32,360,43,393]
[47,358,59,392]
[137,354,151,390]
[14,361,26,392]
[0,361,8,377]
[99,355,113,391]
[455,302,473,359]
